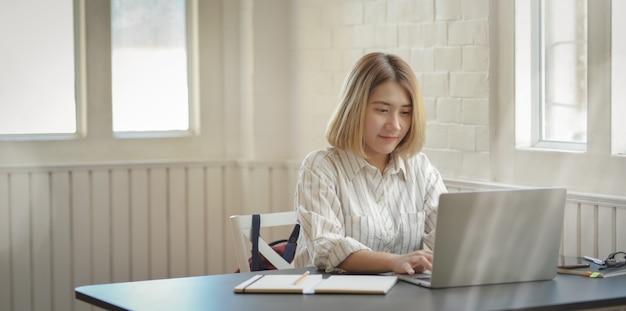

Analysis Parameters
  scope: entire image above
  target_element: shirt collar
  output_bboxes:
[386,153,407,177]
[338,149,407,181]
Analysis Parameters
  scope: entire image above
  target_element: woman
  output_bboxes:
[293,52,447,275]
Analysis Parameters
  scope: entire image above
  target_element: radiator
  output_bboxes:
[0,163,624,311]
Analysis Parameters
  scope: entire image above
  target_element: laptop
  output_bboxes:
[398,187,566,288]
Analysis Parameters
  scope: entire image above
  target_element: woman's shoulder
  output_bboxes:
[300,147,365,177]
[301,147,341,168]
[402,152,434,166]
[398,152,440,176]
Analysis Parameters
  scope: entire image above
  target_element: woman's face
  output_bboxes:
[363,81,412,165]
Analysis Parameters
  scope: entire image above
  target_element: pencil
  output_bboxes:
[293,271,310,285]
[557,268,593,277]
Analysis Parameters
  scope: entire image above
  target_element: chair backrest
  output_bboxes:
[229,211,298,273]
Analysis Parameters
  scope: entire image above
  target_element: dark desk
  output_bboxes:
[76,268,626,311]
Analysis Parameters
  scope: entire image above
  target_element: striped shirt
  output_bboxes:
[293,147,447,272]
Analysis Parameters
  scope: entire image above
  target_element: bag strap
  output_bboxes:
[250,214,268,271]
[282,223,300,263]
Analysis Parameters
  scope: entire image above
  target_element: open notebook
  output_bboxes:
[234,273,398,294]
[398,187,567,288]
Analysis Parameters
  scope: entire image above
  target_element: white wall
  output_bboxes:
[265,0,491,179]
[2,0,623,196]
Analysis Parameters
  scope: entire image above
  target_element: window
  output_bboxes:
[0,0,193,139]
[492,0,624,195]
[111,0,191,134]
[0,0,223,165]
[612,0,626,155]
[0,0,76,137]
[515,0,588,151]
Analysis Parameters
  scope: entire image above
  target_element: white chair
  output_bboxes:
[229,211,299,273]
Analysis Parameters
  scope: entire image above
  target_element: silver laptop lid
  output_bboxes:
[428,188,566,288]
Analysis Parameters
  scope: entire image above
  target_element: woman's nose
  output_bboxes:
[385,113,401,131]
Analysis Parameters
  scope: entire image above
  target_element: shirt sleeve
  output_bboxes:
[295,164,370,272]
[421,159,448,250]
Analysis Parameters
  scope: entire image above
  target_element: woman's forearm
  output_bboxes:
[337,250,396,273]
[337,249,433,275]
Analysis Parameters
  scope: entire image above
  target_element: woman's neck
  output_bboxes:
[366,154,390,174]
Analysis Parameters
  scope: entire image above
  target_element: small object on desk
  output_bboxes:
[293,271,310,285]
[583,255,605,265]
[557,268,602,278]
[234,274,323,294]
[558,256,590,269]
[234,274,398,295]
[557,264,626,278]
[597,265,626,278]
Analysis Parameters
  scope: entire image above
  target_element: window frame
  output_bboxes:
[537,0,588,149]
[0,0,228,165]
[516,0,589,152]
[491,0,625,196]
[110,0,198,137]
[0,0,83,141]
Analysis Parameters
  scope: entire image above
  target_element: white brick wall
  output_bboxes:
[450,72,489,97]
[435,47,462,71]
[462,46,489,71]
[449,20,489,45]
[437,98,462,123]
[422,72,449,97]
[436,0,463,20]
[462,0,490,20]
[292,0,491,181]
[463,99,489,125]
[411,48,435,72]
[387,0,434,22]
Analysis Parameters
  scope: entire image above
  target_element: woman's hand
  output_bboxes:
[391,250,433,275]
[338,249,433,275]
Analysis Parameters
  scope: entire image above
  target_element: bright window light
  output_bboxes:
[612,0,626,155]
[540,0,587,144]
[515,0,587,150]
[0,0,76,135]
[111,0,189,133]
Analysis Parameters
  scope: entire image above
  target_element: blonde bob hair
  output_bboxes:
[326,52,426,159]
